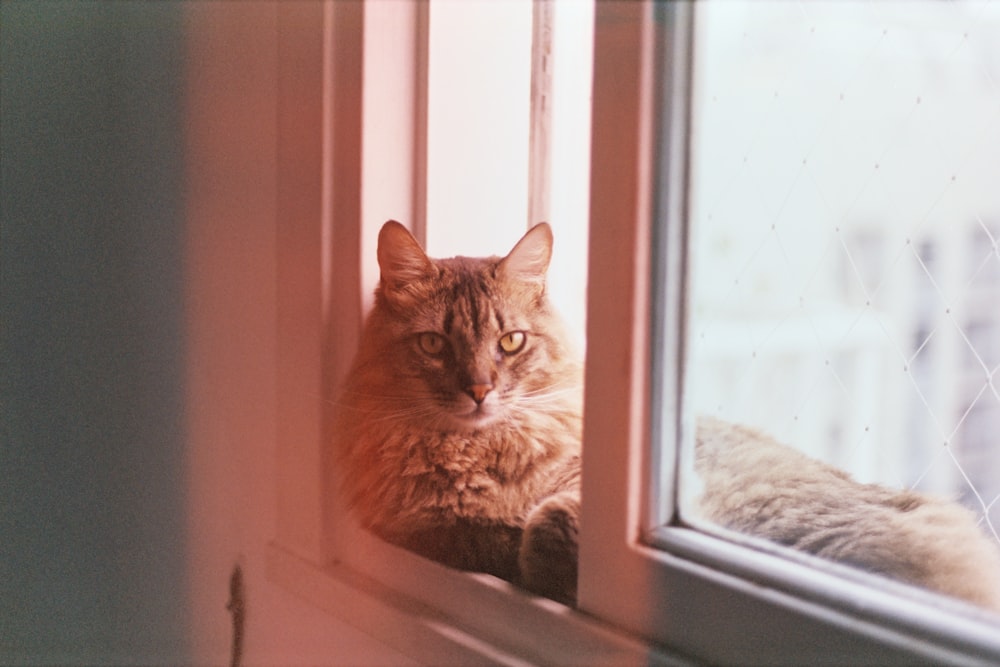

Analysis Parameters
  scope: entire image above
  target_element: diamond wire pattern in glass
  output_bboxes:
[685,1,1000,542]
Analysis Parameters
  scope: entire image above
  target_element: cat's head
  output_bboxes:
[364,220,576,432]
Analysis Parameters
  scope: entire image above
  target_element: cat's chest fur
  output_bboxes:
[343,400,580,538]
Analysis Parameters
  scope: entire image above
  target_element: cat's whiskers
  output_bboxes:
[511,386,580,410]
[518,379,580,398]
[336,398,447,425]
[332,388,441,402]
[516,389,577,402]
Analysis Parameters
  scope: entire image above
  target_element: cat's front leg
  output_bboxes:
[518,491,580,606]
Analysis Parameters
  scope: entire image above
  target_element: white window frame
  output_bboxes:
[269,2,664,663]
[581,2,1000,664]
[268,1,1000,664]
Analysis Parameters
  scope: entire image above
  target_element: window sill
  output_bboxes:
[643,526,1000,664]
[266,539,686,666]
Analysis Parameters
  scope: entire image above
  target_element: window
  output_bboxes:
[681,0,1000,560]
[683,0,1000,518]
[270,1,1000,664]
[584,1,1000,663]
[271,2,660,664]
[421,0,591,342]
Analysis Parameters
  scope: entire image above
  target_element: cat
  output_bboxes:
[336,220,583,604]
[335,219,1000,612]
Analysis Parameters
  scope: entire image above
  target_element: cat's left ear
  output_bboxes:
[499,223,553,286]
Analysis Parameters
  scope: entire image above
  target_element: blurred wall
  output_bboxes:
[1,2,188,663]
[182,2,413,663]
[2,2,414,665]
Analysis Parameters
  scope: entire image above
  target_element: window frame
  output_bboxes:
[579,2,1000,663]
[269,1,1000,664]
[269,2,671,663]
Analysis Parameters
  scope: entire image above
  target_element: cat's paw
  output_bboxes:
[518,491,579,606]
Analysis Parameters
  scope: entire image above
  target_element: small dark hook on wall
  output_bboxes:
[226,564,245,667]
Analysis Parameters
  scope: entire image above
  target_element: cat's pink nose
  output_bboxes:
[465,383,494,404]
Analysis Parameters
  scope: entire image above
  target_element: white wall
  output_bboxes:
[184,4,416,665]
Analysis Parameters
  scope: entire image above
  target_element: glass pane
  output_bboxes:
[423,0,592,342]
[681,0,1000,613]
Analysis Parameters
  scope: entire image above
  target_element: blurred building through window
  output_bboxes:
[684,1,1000,542]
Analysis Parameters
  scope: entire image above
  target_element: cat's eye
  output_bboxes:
[418,332,446,356]
[498,331,526,355]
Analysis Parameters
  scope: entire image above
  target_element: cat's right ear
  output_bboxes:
[499,222,553,286]
[377,220,437,291]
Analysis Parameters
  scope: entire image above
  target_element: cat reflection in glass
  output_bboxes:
[335,220,1000,612]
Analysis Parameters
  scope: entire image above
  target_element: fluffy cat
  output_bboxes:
[335,220,1000,612]
[336,220,582,604]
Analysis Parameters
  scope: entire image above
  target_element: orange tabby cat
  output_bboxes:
[336,220,582,603]
[336,220,1000,612]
